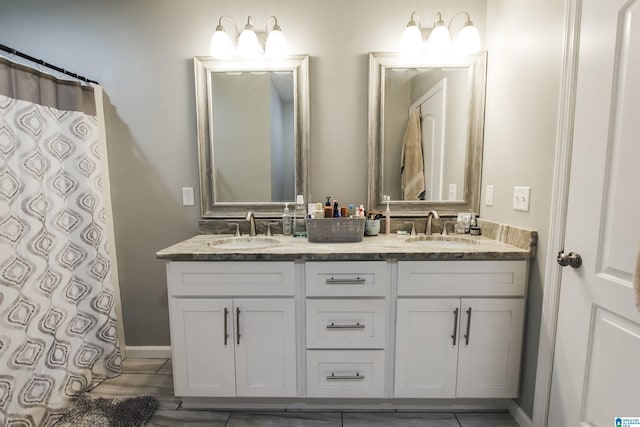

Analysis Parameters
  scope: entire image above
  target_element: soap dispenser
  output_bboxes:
[282,202,292,235]
[293,195,307,237]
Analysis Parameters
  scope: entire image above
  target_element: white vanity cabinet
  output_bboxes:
[305,261,388,398]
[395,260,527,399]
[167,261,297,398]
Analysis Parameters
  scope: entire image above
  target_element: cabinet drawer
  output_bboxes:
[305,262,387,297]
[398,260,527,297]
[306,350,385,397]
[167,261,295,297]
[306,300,386,349]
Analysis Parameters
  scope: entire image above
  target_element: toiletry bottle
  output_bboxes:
[293,195,307,237]
[384,195,391,235]
[333,200,340,218]
[282,202,292,235]
[324,197,333,218]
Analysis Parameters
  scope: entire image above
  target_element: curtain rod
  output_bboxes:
[0,43,99,85]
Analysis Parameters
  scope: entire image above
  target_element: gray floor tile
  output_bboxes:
[123,358,168,374]
[456,412,519,426]
[226,411,342,427]
[146,409,229,426]
[89,373,174,397]
[157,359,173,375]
[343,412,460,427]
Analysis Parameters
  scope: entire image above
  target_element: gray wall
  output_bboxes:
[0,0,563,419]
[483,0,565,417]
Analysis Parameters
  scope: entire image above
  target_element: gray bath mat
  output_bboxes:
[55,395,158,426]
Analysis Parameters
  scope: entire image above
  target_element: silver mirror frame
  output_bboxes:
[367,51,487,216]
[194,55,310,218]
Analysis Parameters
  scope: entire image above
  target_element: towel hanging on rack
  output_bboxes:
[401,108,425,200]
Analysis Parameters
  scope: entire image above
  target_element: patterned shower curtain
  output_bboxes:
[0,57,122,426]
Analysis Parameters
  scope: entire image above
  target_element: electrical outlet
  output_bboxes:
[485,185,494,206]
[182,187,195,206]
[513,186,531,211]
[448,184,457,200]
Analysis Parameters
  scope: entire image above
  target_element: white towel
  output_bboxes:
[401,108,426,200]
[634,242,640,312]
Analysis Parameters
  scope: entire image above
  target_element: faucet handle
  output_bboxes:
[404,221,416,236]
[442,220,457,236]
[266,222,279,237]
[229,223,241,237]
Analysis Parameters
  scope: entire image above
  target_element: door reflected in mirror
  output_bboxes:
[384,67,469,201]
[212,71,295,203]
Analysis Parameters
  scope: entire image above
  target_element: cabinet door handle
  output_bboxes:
[236,307,241,345]
[224,307,229,346]
[451,307,459,346]
[326,322,365,329]
[326,373,365,380]
[325,277,366,285]
[464,307,472,346]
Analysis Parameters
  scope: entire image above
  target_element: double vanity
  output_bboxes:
[163,49,533,410]
[157,221,535,410]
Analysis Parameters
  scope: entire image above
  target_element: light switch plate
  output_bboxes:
[513,186,530,211]
[182,187,195,206]
[485,185,494,206]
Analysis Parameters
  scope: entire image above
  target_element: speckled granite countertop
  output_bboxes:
[156,223,535,262]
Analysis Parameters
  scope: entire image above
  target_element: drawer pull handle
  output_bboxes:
[326,277,366,285]
[464,307,472,346]
[326,322,365,329]
[451,307,459,346]
[224,307,229,346]
[326,373,365,380]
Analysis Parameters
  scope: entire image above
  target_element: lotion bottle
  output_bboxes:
[282,202,292,235]
[384,195,391,235]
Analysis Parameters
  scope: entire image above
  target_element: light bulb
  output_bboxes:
[400,13,423,55]
[426,24,451,55]
[266,27,287,58]
[210,26,235,59]
[237,18,262,58]
[455,23,481,55]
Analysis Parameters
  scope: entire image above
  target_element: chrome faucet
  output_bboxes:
[425,210,440,235]
[245,211,257,236]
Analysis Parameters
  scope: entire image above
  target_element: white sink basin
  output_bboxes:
[405,235,480,249]
[207,237,280,250]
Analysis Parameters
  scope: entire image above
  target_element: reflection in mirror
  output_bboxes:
[212,72,294,203]
[368,52,486,215]
[194,55,309,218]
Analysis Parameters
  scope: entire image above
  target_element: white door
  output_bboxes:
[233,299,297,397]
[169,298,236,396]
[456,298,524,398]
[548,0,640,425]
[394,298,459,398]
[414,79,447,200]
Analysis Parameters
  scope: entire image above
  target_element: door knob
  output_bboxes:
[557,250,583,268]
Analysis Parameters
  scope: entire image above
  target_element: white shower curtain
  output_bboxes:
[0,57,122,426]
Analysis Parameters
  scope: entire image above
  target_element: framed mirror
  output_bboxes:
[367,51,487,216]
[194,55,310,218]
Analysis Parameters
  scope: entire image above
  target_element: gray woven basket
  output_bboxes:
[305,218,365,243]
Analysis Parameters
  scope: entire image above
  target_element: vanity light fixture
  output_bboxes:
[210,15,288,59]
[399,11,481,56]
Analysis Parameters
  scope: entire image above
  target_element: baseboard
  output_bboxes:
[506,399,532,427]
[124,346,171,359]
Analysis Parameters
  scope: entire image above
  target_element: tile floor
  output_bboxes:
[88,358,520,426]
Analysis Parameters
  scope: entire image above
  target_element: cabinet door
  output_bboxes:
[233,299,297,397]
[394,298,460,398]
[456,298,524,398]
[169,298,236,396]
